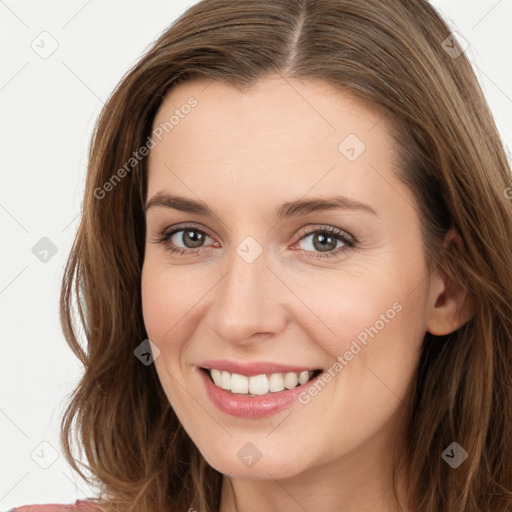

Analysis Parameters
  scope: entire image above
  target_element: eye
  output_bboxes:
[169,228,210,249]
[154,224,217,256]
[152,223,356,260]
[294,226,356,260]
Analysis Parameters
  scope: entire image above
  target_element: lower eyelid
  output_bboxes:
[294,238,352,260]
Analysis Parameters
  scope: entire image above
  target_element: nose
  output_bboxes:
[207,242,288,345]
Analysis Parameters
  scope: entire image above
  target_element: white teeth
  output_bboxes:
[208,369,316,396]
[298,370,310,385]
[284,372,299,389]
[211,369,222,386]
[248,374,268,395]
[269,373,284,392]
[220,371,231,390]
[230,373,249,394]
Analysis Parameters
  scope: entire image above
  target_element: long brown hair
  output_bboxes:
[60,1,512,510]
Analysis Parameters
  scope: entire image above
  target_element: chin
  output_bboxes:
[198,442,313,480]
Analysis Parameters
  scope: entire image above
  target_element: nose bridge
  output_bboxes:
[209,237,286,342]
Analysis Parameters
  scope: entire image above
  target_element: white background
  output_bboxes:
[1,0,511,508]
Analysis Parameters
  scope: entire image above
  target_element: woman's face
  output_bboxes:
[141,75,440,480]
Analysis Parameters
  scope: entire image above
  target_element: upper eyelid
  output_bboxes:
[295,225,355,242]
[159,223,214,241]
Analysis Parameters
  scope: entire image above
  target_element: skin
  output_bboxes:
[141,75,473,512]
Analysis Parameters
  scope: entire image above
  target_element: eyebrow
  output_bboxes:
[144,191,378,220]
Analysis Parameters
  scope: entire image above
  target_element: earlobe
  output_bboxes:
[425,229,475,336]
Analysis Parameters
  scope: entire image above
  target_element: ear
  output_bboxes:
[425,229,475,336]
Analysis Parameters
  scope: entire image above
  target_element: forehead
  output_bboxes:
[151,75,392,147]
[146,75,409,215]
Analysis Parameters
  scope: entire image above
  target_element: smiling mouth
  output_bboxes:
[201,367,323,397]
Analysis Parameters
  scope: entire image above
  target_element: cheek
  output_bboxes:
[141,275,172,345]
[283,259,428,388]
[276,263,407,356]
[140,263,204,411]
[141,260,208,346]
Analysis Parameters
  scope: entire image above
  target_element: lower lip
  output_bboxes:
[199,368,321,419]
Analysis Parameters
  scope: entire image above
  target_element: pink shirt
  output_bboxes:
[6,500,98,512]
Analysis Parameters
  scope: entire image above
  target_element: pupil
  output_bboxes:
[313,233,336,252]
[184,230,204,248]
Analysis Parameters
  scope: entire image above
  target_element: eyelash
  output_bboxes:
[153,223,357,260]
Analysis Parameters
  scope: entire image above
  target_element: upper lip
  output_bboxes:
[199,359,322,377]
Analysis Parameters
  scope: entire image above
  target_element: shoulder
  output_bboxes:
[7,499,100,512]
